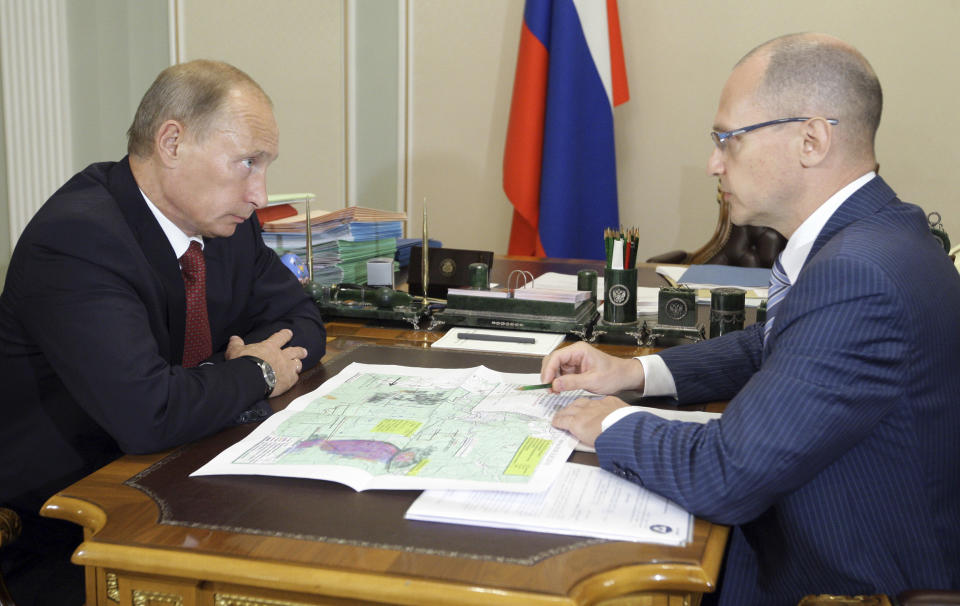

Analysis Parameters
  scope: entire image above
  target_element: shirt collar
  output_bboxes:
[139,189,203,259]
[778,171,876,283]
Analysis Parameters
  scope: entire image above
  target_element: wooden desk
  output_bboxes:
[42,262,729,606]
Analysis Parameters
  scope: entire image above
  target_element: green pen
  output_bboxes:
[515,383,553,391]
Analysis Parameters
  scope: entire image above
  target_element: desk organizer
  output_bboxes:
[308,283,430,330]
[429,268,598,339]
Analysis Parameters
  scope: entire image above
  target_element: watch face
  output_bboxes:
[264,363,277,388]
[245,356,276,395]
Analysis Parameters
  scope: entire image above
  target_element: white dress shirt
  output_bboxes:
[602,172,877,432]
[140,190,204,260]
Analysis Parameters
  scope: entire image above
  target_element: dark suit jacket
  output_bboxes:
[0,158,326,519]
[597,177,960,605]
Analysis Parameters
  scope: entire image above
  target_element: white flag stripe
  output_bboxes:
[571,0,614,107]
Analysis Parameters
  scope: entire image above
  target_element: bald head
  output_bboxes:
[740,33,882,160]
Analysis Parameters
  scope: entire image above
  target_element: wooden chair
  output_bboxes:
[898,590,960,605]
[798,591,960,605]
[0,508,21,606]
[798,595,892,606]
[646,183,787,268]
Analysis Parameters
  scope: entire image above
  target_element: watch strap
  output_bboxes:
[241,355,276,398]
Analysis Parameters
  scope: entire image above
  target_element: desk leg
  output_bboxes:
[82,528,100,606]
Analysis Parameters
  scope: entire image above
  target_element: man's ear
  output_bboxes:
[798,117,833,168]
[155,120,185,167]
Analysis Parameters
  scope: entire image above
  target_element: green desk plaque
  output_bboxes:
[644,286,705,346]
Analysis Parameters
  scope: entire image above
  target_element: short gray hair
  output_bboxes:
[742,34,882,151]
[127,59,271,158]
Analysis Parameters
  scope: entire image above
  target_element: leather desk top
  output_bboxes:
[124,344,605,565]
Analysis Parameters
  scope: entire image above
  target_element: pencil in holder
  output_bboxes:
[603,267,638,324]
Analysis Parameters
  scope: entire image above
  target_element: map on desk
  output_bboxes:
[191,363,586,492]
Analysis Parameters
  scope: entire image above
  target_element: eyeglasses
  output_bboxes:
[710,117,838,149]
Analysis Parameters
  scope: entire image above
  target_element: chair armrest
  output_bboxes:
[0,508,20,548]
[898,590,960,605]
[0,508,21,606]
[645,250,688,264]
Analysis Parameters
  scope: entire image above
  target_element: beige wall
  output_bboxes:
[612,0,960,259]
[181,0,960,259]
[180,0,346,210]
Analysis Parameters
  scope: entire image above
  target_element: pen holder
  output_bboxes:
[709,287,745,338]
[577,269,598,302]
[603,267,637,324]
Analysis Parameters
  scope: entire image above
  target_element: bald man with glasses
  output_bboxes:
[544,33,960,604]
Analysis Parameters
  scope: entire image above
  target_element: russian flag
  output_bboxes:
[503,0,629,260]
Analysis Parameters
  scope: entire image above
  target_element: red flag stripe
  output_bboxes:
[606,0,630,107]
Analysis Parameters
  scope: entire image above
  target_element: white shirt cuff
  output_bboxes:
[599,355,678,432]
[601,406,644,432]
[638,354,678,397]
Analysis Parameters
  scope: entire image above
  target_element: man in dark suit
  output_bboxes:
[544,34,960,604]
[0,60,326,603]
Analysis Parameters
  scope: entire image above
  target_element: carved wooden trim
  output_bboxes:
[214,593,314,606]
[132,589,183,606]
[105,571,120,602]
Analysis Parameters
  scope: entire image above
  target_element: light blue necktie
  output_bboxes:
[764,256,791,346]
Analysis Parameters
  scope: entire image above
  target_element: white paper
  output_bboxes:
[406,462,692,546]
[611,240,624,270]
[432,328,565,356]
[655,265,686,287]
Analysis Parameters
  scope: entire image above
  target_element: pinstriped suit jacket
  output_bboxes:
[596,176,960,605]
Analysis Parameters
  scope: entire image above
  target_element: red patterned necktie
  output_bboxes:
[180,241,212,367]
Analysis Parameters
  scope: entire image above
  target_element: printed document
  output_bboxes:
[406,462,692,545]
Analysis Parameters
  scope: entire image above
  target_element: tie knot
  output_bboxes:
[180,241,204,274]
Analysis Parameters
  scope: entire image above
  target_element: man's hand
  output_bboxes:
[225,329,308,397]
[552,396,628,447]
[540,342,645,395]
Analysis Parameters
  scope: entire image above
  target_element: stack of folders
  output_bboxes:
[512,288,590,303]
[264,205,406,230]
[446,287,591,303]
[261,206,406,285]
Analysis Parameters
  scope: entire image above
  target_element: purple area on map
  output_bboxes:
[296,438,400,462]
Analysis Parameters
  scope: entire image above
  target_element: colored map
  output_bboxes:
[192,363,586,492]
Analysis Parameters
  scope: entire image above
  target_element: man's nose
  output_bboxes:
[707,146,725,176]
[248,174,268,209]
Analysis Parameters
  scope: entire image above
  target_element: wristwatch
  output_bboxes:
[241,355,276,398]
